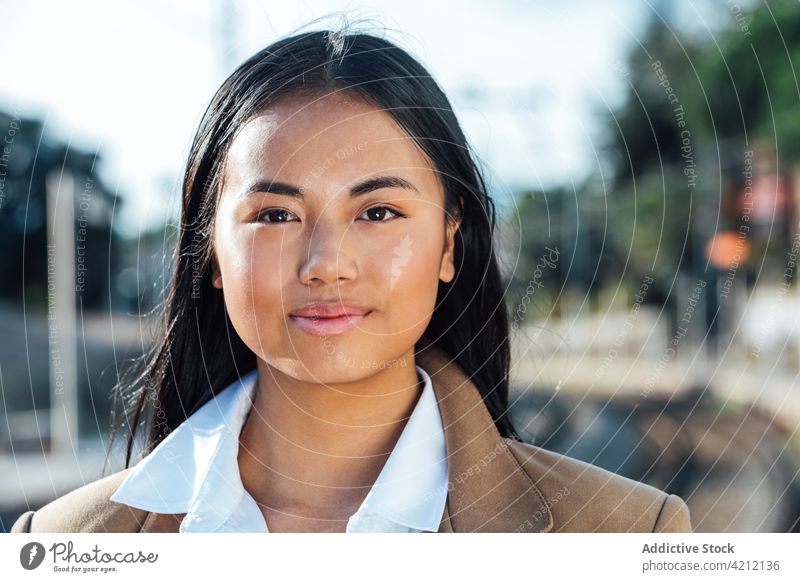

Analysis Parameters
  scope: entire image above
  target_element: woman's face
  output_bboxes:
[212,91,461,383]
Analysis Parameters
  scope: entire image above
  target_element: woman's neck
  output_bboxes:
[236,349,423,530]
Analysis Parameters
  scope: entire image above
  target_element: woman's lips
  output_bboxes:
[289,312,370,336]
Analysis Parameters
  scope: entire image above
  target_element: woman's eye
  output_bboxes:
[256,206,403,224]
[358,206,404,222]
[257,208,298,223]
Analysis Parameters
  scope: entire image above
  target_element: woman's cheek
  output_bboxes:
[380,238,442,336]
[219,239,277,352]
[248,243,289,315]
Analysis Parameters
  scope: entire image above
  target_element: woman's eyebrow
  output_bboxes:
[238,175,419,200]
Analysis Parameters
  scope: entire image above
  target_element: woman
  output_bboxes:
[12,27,691,533]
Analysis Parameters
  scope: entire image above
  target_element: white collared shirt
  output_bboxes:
[110,365,448,533]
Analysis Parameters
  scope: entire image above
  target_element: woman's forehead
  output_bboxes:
[221,92,440,199]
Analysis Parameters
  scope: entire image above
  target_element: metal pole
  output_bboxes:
[46,170,78,457]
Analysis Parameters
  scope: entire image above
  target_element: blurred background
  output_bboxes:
[1,0,799,532]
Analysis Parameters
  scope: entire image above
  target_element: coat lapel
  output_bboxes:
[141,340,553,533]
[416,339,553,533]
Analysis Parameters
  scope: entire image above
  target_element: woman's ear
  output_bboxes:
[211,258,223,289]
[439,196,464,284]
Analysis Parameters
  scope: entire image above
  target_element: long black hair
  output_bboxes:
[108,26,519,471]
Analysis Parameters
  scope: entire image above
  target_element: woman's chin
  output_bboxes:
[268,344,389,383]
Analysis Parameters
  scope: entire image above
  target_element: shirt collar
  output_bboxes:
[346,364,447,532]
[110,365,448,533]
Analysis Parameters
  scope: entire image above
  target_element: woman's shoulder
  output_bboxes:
[9,468,150,533]
[504,438,692,532]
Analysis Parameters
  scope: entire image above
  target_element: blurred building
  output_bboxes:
[0,108,120,310]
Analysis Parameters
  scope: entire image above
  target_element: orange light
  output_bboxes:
[705,231,751,269]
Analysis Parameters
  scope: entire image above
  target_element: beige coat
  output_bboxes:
[11,341,692,533]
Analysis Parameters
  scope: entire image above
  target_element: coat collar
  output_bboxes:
[140,339,553,533]
[414,337,553,533]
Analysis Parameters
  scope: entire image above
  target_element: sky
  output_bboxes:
[0,0,651,237]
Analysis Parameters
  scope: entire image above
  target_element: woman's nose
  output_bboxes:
[297,220,358,286]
